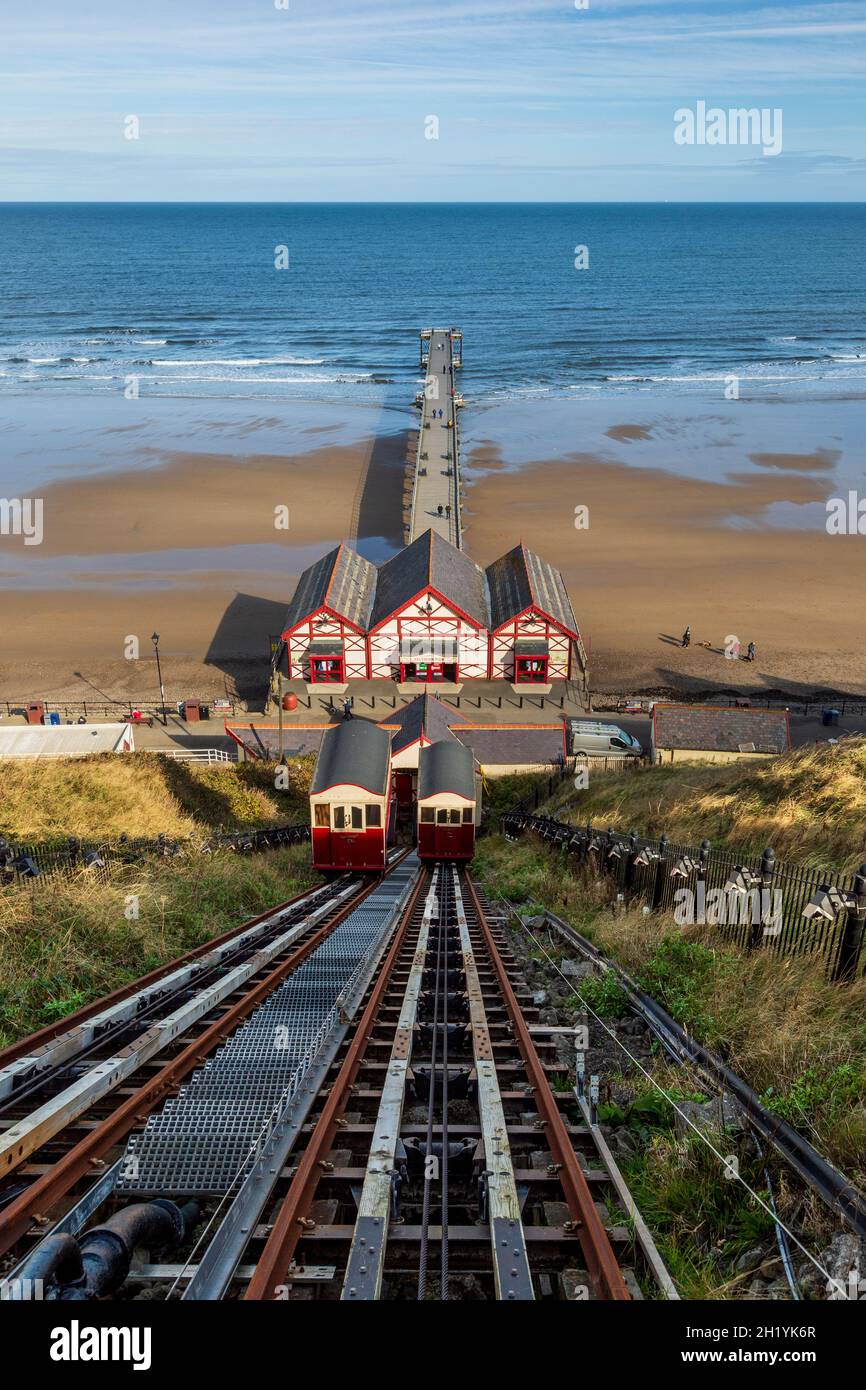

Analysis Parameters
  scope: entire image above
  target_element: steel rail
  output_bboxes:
[440,869,450,1301]
[451,868,534,1300]
[535,905,866,1243]
[418,870,443,1299]
[0,875,390,1261]
[463,873,630,1301]
[243,870,430,1301]
[0,878,342,1072]
[0,885,365,1178]
[341,866,441,1301]
[0,879,356,1112]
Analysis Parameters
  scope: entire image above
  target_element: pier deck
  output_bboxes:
[409,328,463,547]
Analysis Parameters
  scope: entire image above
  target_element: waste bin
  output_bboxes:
[821,708,840,728]
[25,701,45,725]
[47,711,61,726]
[183,700,201,722]
[282,693,298,712]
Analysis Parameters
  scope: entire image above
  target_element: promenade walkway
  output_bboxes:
[409,328,462,547]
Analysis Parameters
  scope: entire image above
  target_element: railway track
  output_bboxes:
[0,864,399,1259]
[1,855,675,1302]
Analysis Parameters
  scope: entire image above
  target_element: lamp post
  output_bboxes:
[151,632,166,725]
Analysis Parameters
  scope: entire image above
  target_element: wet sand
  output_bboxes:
[2,409,865,702]
[463,446,866,694]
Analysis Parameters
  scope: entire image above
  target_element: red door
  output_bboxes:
[310,655,345,683]
[515,656,549,683]
[395,772,413,806]
[438,825,463,856]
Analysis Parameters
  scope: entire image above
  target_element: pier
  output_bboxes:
[408,328,464,548]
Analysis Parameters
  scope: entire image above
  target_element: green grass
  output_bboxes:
[474,833,866,1187]
[0,752,316,843]
[544,739,866,872]
[0,843,319,1047]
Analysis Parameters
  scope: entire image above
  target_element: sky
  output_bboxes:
[0,0,864,201]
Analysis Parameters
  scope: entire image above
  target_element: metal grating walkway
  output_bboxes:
[119,856,419,1195]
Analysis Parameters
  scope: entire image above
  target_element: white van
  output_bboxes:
[567,720,643,758]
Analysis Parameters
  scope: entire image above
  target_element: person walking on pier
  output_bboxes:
[437,504,444,517]
[681,625,691,649]
[342,698,353,721]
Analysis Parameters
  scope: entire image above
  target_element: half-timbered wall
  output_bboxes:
[286,611,368,680]
[490,609,573,681]
[368,592,488,680]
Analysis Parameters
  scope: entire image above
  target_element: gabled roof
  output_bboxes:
[417,739,475,801]
[282,543,377,635]
[310,719,391,795]
[485,543,578,637]
[652,705,791,754]
[370,530,489,630]
[385,693,458,755]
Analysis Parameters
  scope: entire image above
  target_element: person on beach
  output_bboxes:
[746,641,756,662]
[681,625,691,648]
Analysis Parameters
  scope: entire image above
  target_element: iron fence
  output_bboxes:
[501,802,866,983]
[0,823,310,892]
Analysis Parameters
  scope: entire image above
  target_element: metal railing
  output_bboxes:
[501,806,866,983]
[0,823,310,892]
[1,699,239,722]
[144,748,234,764]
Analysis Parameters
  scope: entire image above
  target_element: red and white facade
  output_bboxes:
[280,531,585,688]
[489,611,574,683]
[368,590,488,683]
[284,613,368,683]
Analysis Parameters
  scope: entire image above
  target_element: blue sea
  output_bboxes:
[1,203,865,403]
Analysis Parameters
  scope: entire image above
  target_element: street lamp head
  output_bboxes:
[151,632,160,645]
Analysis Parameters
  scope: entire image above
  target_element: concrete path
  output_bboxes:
[410,330,461,546]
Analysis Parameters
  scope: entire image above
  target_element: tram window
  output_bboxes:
[314,805,329,827]
[420,808,435,823]
[351,806,363,829]
[462,808,473,823]
[333,806,347,830]
[436,808,448,824]
[366,804,381,827]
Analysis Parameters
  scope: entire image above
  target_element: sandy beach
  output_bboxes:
[2,397,865,703]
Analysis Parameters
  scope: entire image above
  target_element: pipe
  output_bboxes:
[16,1198,199,1300]
[9,1232,83,1294]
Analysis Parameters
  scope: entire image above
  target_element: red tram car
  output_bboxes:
[416,740,477,863]
[310,720,393,872]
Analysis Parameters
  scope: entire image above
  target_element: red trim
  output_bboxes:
[368,584,484,635]
[399,660,459,684]
[309,653,345,684]
[312,781,389,796]
[418,790,474,802]
[514,654,549,683]
[491,603,578,643]
[281,603,366,641]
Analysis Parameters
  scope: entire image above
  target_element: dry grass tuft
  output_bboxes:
[547,739,866,871]
[0,753,315,843]
[0,843,319,1046]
